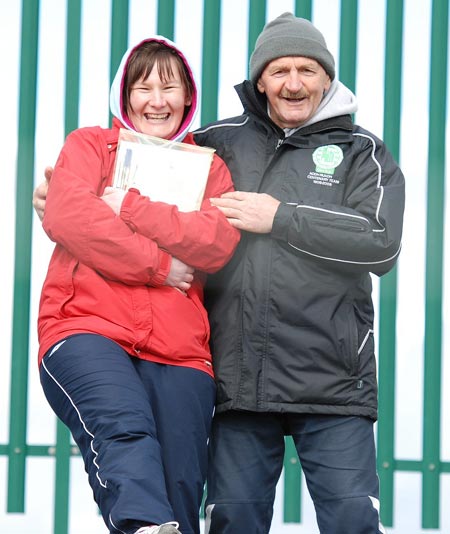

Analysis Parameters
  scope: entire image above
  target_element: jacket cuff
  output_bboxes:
[149,249,171,286]
[271,203,297,242]
[119,188,141,231]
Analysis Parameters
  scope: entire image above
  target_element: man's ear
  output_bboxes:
[256,78,265,94]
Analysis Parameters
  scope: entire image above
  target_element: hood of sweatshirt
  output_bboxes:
[297,78,358,130]
[109,35,198,142]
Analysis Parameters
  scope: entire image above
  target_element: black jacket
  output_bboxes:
[194,80,405,420]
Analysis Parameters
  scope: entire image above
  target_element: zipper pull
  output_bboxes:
[276,138,283,150]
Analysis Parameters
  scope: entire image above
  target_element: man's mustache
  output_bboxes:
[280,90,309,99]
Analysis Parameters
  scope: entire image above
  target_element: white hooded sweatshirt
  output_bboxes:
[109,35,199,143]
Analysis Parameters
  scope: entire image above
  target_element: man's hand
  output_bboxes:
[165,257,195,294]
[101,187,126,215]
[210,191,281,233]
[33,166,53,221]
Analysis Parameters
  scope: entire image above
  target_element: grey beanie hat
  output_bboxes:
[249,12,335,83]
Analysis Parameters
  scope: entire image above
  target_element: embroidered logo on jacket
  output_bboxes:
[312,145,343,175]
[306,145,344,187]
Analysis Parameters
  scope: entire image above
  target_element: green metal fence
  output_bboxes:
[2,0,448,533]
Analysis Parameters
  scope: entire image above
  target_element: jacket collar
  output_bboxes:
[235,79,355,139]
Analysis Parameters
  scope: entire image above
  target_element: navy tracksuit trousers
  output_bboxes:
[205,411,385,534]
[40,333,216,534]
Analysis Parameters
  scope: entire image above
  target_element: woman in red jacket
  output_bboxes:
[38,36,239,534]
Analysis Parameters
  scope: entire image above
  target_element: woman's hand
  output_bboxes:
[101,187,127,215]
[165,257,194,294]
[33,167,53,221]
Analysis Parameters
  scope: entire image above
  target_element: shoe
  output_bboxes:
[135,522,181,534]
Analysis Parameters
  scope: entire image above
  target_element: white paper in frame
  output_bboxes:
[112,128,215,212]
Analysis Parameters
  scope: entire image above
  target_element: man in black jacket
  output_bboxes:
[194,12,404,534]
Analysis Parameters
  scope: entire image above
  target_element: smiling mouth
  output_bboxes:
[283,96,307,102]
[144,113,170,121]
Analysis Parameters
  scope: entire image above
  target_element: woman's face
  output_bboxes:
[127,56,191,139]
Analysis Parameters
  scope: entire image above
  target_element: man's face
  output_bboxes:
[257,56,331,129]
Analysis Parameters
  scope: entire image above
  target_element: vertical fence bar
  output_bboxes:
[422,0,448,527]
[377,0,404,523]
[53,422,72,534]
[377,0,403,527]
[283,437,302,522]
[338,0,358,93]
[247,0,266,73]
[200,0,221,124]
[157,0,175,39]
[248,0,266,47]
[294,0,312,20]
[109,0,129,119]
[64,0,81,134]
[7,0,40,512]
[51,4,83,532]
[110,0,129,74]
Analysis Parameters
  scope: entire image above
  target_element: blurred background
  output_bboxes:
[1,0,449,533]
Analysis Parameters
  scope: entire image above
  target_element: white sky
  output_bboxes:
[1,0,449,533]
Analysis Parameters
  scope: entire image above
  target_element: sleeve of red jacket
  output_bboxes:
[42,128,171,286]
[119,153,241,273]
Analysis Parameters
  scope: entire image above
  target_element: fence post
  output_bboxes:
[247,0,266,77]
[338,0,358,93]
[49,3,84,531]
[157,0,175,40]
[109,0,129,124]
[294,0,312,20]
[422,0,448,527]
[283,438,302,523]
[377,0,403,527]
[201,0,221,124]
[7,0,40,513]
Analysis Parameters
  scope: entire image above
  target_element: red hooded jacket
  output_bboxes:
[38,122,239,376]
[38,36,240,376]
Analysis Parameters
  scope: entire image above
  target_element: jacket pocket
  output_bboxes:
[59,260,79,317]
[336,300,359,376]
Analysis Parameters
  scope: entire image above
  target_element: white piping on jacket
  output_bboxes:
[196,121,400,267]
[369,495,387,534]
[287,131,400,266]
[353,132,385,233]
[195,116,249,134]
[287,238,401,266]
[358,329,374,355]
[41,359,107,489]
